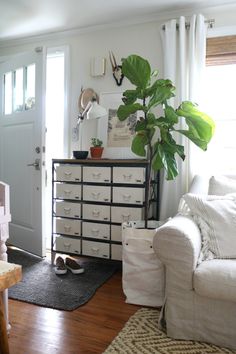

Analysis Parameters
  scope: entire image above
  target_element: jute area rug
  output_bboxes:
[104,308,236,354]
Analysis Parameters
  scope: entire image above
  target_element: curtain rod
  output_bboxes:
[162,18,215,30]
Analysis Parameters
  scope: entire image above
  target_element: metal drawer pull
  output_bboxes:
[91,229,99,235]
[123,174,132,181]
[122,194,131,201]
[92,172,101,179]
[122,214,131,221]
[63,207,71,214]
[64,225,71,231]
[63,242,71,250]
[135,179,142,182]
[64,172,72,176]
[64,189,72,195]
[92,210,100,217]
[92,192,100,199]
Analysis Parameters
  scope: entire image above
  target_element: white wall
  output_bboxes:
[1,3,236,156]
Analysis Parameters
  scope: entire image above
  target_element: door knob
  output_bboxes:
[27,158,40,170]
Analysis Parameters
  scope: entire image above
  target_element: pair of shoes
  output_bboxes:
[65,257,85,274]
[55,256,67,275]
[54,256,84,275]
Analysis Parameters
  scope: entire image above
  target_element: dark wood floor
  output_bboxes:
[8,270,141,354]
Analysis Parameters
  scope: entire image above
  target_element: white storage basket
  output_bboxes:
[122,220,165,307]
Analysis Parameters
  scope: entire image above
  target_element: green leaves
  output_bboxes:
[148,80,175,109]
[152,143,179,180]
[176,101,215,150]
[117,103,144,121]
[131,133,148,157]
[117,54,215,181]
[121,55,151,88]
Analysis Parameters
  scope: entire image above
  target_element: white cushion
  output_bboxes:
[194,259,236,302]
[183,193,236,260]
[208,175,236,195]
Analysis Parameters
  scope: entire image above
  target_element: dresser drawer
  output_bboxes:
[55,201,81,218]
[111,206,143,223]
[83,204,110,221]
[111,244,122,261]
[55,236,81,255]
[56,183,81,200]
[111,225,122,242]
[83,185,111,202]
[113,187,144,204]
[113,167,145,184]
[56,165,81,182]
[83,166,111,183]
[82,240,110,259]
[82,222,110,240]
[55,218,81,236]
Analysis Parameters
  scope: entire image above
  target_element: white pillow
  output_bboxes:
[208,175,236,195]
[183,193,236,261]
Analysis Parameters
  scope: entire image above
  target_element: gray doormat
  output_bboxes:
[7,247,120,311]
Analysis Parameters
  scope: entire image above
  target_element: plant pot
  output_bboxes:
[90,147,104,159]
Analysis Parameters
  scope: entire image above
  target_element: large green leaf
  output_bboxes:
[117,103,144,121]
[176,101,215,149]
[122,55,151,89]
[152,143,179,180]
[148,80,175,109]
[131,133,148,157]
[122,89,139,105]
[164,105,179,125]
[162,133,185,161]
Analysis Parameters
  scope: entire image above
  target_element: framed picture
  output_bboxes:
[98,92,141,159]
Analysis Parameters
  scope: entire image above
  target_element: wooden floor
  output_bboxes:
[8,270,141,354]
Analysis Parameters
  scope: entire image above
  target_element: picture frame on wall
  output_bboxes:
[98,92,142,159]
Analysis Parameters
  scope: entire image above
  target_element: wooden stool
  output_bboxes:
[0,261,22,354]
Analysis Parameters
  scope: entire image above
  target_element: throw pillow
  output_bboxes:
[208,175,236,195]
[183,193,236,261]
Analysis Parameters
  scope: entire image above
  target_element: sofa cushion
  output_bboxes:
[208,175,236,195]
[194,259,236,302]
[183,193,236,261]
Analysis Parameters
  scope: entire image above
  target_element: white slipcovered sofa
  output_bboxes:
[153,175,236,350]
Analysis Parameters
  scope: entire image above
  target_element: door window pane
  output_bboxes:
[13,67,24,112]
[25,64,35,110]
[4,72,12,115]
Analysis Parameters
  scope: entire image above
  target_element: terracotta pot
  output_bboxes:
[90,146,104,159]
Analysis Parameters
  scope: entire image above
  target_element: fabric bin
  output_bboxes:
[122,220,166,307]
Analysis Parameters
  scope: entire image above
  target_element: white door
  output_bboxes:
[0,49,46,257]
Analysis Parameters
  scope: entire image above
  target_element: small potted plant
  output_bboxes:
[90,138,104,159]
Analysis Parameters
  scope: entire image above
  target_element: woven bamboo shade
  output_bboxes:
[206,35,236,66]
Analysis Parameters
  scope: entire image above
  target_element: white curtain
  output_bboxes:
[160,14,207,220]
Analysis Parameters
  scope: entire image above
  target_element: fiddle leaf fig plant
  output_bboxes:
[117,54,215,181]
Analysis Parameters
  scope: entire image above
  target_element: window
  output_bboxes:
[3,64,35,115]
[201,36,236,174]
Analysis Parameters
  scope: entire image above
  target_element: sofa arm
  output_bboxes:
[153,214,202,291]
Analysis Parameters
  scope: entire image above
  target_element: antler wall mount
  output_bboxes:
[109,51,124,86]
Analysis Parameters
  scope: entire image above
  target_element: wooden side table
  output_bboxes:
[0,261,22,354]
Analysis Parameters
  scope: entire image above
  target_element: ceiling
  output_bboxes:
[0,0,236,42]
